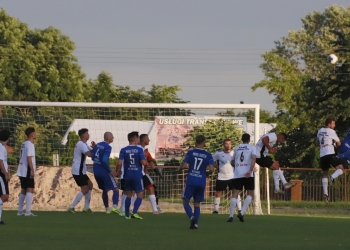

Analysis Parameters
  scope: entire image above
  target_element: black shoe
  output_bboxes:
[190,216,197,229]
[324,194,330,203]
[0,221,5,225]
[237,212,244,222]
[238,210,241,214]
[212,211,219,214]
[328,175,334,184]
[227,217,233,222]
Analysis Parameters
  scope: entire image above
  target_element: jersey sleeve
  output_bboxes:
[207,154,214,165]
[138,148,146,160]
[119,148,125,160]
[183,151,190,163]
[268,133,277,143]
[212,152,218,161]
[331,130,340,142]
[78,142,90,155]
[251,146,257,156]
[0,147,5,161]
[26,143,35,157]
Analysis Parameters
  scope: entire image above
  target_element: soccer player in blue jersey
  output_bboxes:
[92,132,120,214]
[179,135,214,229]
[116,131,147,220]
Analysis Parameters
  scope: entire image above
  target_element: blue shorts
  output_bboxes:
[94,171,118,191]
[124,178,144,193]
[182,184,205,203]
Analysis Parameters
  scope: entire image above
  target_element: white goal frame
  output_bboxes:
[0,101,264,215]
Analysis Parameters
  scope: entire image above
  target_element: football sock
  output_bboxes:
[237,195,242,211]
[130,194,137,209]
[132,197,142,214]
[102,191,109,208]
[25,192,33,213]
[84,190,92,209]
[241,195,252,215]
[278,169,288,184]
[331,169,343,179]
[154,188,159,205]
[214,197,220,212]
[229,198,237,218]
[112,190,119,207]
[273,170,280,190]
[322,178,328,195]
[194,207,200,224]
[149,194,158,212]
[120,194,126,211]
[183,202,193,218]
[18,193,26,212]
[0,198,3,221]
[125,197,131,217]
[70,192,84,208]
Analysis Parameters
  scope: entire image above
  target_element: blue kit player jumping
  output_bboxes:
[117,131,147,220]
[179,135,214,229]
[92,132,120,214]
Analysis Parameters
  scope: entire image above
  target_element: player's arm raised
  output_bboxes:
[262,136,276,154]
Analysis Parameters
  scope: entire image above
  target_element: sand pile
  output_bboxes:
[3,166,158,212]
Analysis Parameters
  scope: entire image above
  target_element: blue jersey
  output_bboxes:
[119,145,145,180]
[338,130,350,161]
[92,141,112,173]
[183,148,214,187]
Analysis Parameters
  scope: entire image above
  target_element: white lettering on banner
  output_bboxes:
[159,118,185,125]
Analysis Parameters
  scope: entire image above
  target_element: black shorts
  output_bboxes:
[256,156,274,168]
[320,154,349,171]
[232,177,255,191]
[120,179,125,190]
[143,174,154,190]
[215,179,234,191]
[72,174,90,187]
[0,174,9,195]
[19,176,35,189]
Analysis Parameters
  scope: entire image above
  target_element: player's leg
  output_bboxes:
[83,177,93,212]
[238,178,255,222]
[119,179,126,216]
[124,190,134,218]
[0,175,9,223]
[182,184,194,220]
[94,173,110,212]
[24,176,36,216]
[103,173,120,214]
[69,175,87,212]
[131,179,144,219]
[228,179,241,212]
[192,186,205,228]
[228,189,241,221]
[320,156,330,202]
[330,157,347,182]
[213,180,223,213]
[269,159,294,193]
[18,177,27,215]
[152,184,162,212]
[144,175,158,213]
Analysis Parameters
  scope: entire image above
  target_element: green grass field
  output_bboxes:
[0,211,349,250]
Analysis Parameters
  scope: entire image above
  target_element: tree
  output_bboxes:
[0,9,87,102]
[183,119,242,154]
[217,109,277,123]
[252,5,350,167]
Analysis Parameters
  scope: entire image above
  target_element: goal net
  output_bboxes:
[0,101,264,214]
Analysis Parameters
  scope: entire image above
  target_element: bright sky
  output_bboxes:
[2,0,349,111]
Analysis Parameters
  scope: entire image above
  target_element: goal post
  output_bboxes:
[0,101,264,214]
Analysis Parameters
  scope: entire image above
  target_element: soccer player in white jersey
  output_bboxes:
[212,139,241,214]
[255,132,295,194]
[16,127,37,216]
[227,133,256,223]
[138,134,163,214]
[68,128,95,213]
[316,117,346,203]
[0,130,11,224]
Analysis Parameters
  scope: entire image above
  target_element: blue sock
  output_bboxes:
[194,207,200,224]
[132,197,142,214]
[102,191,109,208]
[183,202,193,218]
[112,190,119,206]
[125,197,131,217]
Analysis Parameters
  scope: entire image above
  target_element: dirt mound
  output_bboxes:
[4,166,156,212]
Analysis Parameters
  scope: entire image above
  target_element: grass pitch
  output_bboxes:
[0,211,349,250]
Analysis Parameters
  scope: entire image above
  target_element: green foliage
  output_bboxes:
[183,119,242,154]
[59,131,79,166]
[217,109,277,123]
[252,5,350,167]
[163,158,181,166]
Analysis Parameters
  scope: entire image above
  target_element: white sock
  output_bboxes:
[131,194,137,208]
[120,194,126,211]
[278,169,288,184]
[273,170,280,191]
[25,192,33,213]
[322,178,328,196]
[18,193,26,212]
[84,190,92,209]
[0,198,3,221]
[70,192,84,208]
[229,198,237,218]
[241,195,252,215]
[331,169,343,179]
[214,197,220,212]
[149,194,158,212]
[237,195,242,210]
